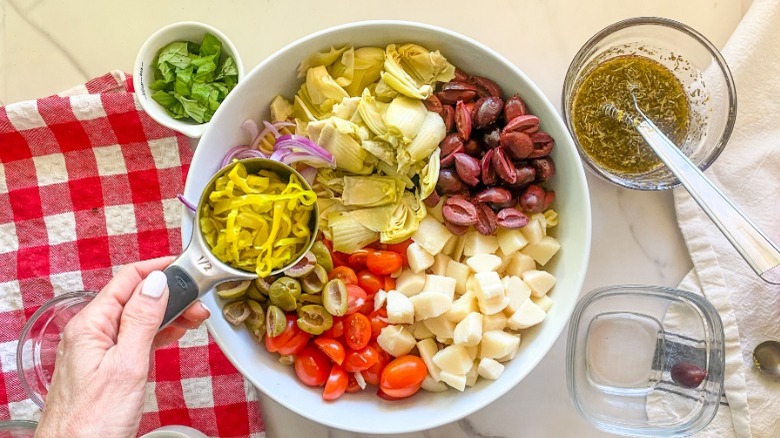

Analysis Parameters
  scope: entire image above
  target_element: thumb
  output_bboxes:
[116,270,169,362]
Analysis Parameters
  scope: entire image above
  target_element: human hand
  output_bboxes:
[35,256,211,438]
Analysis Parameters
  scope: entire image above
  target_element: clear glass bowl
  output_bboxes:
[562,17,737,190]
[566,285,725,437]
[0,420,37,438]
[16,291,96,409]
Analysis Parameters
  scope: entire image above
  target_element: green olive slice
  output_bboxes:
[310,241,334,272]
[216,280,251,299]
[299,293,323,305]
[268,276,301,312]
[322,279,348,317]
[245,281,265,302]
[302,264,328,294]
[284,251,317,278]
[266,305,287,337]
[223,300,251,325]
[244,300,266,340]
[254,275,277,296]
[296,305,333,335]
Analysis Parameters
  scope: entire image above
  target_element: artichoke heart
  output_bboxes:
[358,88,388,137]
[349,204,397,232]
[398,110,446,169]
[305,66,349,111]
[328,212,379,253]
[330,46,386,97]
[380,193,423,244]
[397,43,456,85]
[342,175,403,207]
[297,45,348,78]
[308,118,372,174]
[384,96,427,140]
[419,148,441,199]
[270,95,294,122]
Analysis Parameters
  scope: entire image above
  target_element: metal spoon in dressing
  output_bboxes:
[753,341,780,377]
[602,90,780,284]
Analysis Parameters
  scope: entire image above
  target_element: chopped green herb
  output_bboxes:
[150,32,238,124]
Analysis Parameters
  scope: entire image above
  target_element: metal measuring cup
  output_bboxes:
[161,158,319,328]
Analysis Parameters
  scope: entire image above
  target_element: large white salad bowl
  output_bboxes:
[181,20,591,434]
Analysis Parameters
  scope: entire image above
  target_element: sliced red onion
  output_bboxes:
[251,120,295,154]
[299,166,318,185]
[275,135,335,168]
[220,145,250,168]
[177,194,197,212]
[240,119,260,142]
[270,149,334,168]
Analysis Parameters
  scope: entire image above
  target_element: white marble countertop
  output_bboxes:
[1,1,747,436]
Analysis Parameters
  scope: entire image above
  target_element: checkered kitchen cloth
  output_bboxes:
[0,72,264,437]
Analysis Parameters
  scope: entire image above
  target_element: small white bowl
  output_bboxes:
[133,21,244,138]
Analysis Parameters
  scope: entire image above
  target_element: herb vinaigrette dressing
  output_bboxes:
[571,55,690,175]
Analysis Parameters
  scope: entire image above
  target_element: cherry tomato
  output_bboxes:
[328,266,358,285]
[379,355,427,399]
[275,329,309,356]
[347,249,369,270]
[322,317,344,339]
[264,316,298,353]
[357,270,384,295]
[344,313,371,350]
[385,240,413,265]
[294,345,331,387]
[366,250,403,276]
[368,308,389,339]
[322,365,348,401]
[343,345,379,372]
[383,276,396,292]
[376,388,404,401]
[313,337,346,366]
[361,348,390,386]
[345,284,368,315]
[346,372,362,393]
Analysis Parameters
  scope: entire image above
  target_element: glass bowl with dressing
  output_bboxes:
[562,17,736,190]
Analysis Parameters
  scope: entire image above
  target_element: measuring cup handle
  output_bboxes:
[161,265,200,328]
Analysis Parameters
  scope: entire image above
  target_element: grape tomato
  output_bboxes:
[379,355,427,399]
[328,266,358,285]
[294,345,331,387]
[357,270,384,295]
[343,345,379,372]
[344,313,371,350]
[322,365,348,401]
[345,285,368,315]
[366,250,403,276]
[313,337,346,366]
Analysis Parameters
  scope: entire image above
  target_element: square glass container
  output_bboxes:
[567,285,724,437]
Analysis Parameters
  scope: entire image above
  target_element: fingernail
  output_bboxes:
[142,271,167,298]
[198,301,211,317]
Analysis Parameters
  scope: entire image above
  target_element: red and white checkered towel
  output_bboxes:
[0,72,264,437]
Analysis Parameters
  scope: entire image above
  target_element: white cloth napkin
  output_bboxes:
[671,0,780,436]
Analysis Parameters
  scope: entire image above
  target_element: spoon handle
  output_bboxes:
[634,117,780,284]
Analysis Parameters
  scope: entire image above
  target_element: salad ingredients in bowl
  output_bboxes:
[183,20,590,434]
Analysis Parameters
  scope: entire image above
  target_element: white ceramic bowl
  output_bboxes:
[182,20,592,434]
[133,21,245,138]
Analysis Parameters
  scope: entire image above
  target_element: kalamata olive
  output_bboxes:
[269,277,301,312]
[496,208,529,229]
[503,114,540,134]
[531,157,556,182]
[215,280,251,299]
[441,105,455,132]
[455,100,472,140]
[440,144,464,168]
[284,251,316,278]
[474,203,498,235]
[671,362,707,388]
[442,196,479,226]
[437,168,467,194]
[423,94,443,114]
[266,305,287,337]
[504,94,527,120]
[529,131,555,158]
[506,163,537,189]
[302,264,328,294]
[453,68,469,83]
[468,75,503,98]
[463,139,482,157]
[438,82,479,105]
[500,130,534,160]
[482,127,501,149]
[472,96,504,129]
[244,300,266,340]
[493,147,517,184]
[480,149,498,186]
[223,300,251,325]
[543,190,556,210]
[424,190,441,208]
[309,241,333,273]
[472,187,512,204]
[322,279,348,316]
[444,220,469,236]
[297,304,334,335]
[439,133,464,157]
[454,153,481,186]
[519,184,546,213]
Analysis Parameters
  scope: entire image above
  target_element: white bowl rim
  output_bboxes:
[188,19,592,433]
[133,21,245,138]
